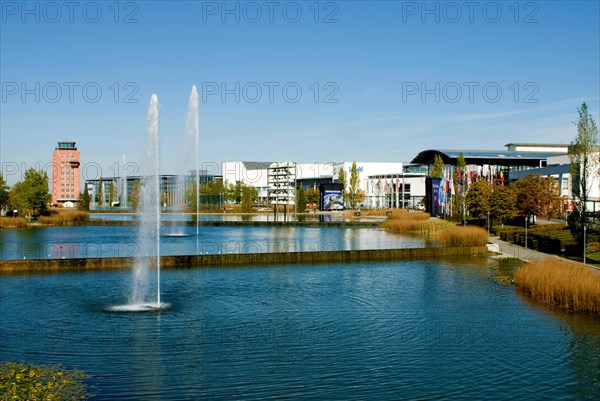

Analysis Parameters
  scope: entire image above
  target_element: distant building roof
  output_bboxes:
[411,149,557,167]
[241,161,273,170]
[56,141,77,150]
[504,143,569,148]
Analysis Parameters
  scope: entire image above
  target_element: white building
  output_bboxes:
[267,162,296,205]
[221,161,427,209]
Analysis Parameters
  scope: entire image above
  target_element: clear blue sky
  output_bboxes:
[1,0,599,184]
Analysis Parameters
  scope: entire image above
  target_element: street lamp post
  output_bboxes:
[583,223,588,264]
[525,215,528,250]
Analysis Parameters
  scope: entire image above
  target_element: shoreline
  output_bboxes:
[0,246,487,275]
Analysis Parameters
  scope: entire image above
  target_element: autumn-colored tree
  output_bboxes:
[466,179,491,218]
[489,184,516,227]
[513,174,562,224]
[306,187,320,209]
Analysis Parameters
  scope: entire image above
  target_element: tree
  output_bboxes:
[454,152,467,224]
[185,182,198,208]
[431,154,444,178]
[96,179,103,206]
[129,180,140,210]
[241,185,254,212]
[8,168,51,218]
[232,181,244,203]
[296,186,308,212]
[466,179,491,218]
[513,174,562,224]
[569,102,599,223]
[79,185,91,211]
[337,166,346,192]
[347,162,361,209]
[108,181,116,207]
[0,173,9,209]
[306,187,320,209]
[489,184,516,227]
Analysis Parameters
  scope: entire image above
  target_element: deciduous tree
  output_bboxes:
[8,168,51,218]
[466,179,491,218]
[0,173,8,209]
[96,179,103,206]
[306,187,320,209]
[489,184,516,227]
[431,154,444,178]
[569,102,599,223]
[513,174,562,224]
[296,186,307,212]
[347,162,361,209]
[79,185,91,211]
[108,181,116,207]
[129,181,140,210]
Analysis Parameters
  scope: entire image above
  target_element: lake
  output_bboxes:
[1,259,599,400]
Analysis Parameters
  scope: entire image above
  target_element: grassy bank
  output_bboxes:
[0,216,28,228]
[37,210,89,225]
[515,260,600,315]
[381,210,488,246]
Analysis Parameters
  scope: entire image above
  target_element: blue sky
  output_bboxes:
[1,0,599,184]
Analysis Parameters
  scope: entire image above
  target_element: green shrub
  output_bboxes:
[0,362,89,400]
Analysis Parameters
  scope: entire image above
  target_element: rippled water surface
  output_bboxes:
[2,260,599,400]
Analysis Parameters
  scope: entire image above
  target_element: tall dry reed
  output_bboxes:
[38,209,89,225]
[382,218,452,235]
[435,225,489,246]
[515,260,600,315]
[0,217,28,228]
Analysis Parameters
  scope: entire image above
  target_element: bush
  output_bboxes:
[435,225,489,246]
[382,218,452,235]
[515,260,600,315]
[38,210,89,225]
[0,216,29,228]
[0,362,89,400]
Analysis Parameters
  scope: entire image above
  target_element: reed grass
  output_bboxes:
[0,217,28,228]
[38,209,89,225]
[435,225,489,247]
[382,218,452,235]
[515,260,600,315]
[386,209,430,221]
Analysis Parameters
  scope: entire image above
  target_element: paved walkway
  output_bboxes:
[488,236,600,271]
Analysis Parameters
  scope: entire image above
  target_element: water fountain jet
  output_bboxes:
[110,93,168,312]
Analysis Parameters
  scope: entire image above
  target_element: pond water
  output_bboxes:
[88,213,344,223]
[0,225,423,260]
[1,259,599,400]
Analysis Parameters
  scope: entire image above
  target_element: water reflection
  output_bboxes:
[0,226,422,260]
[516,292,600,399]
[1,261,599,399]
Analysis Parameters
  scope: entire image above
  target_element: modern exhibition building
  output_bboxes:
[82,143,582,211]
[222,161,428,209]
